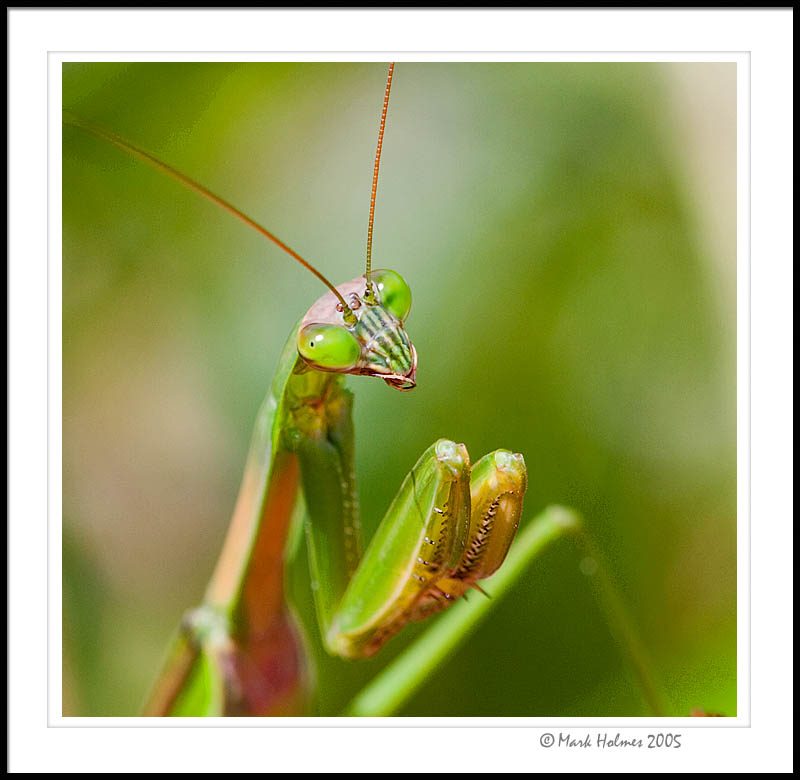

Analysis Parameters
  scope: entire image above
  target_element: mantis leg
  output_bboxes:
[297,417,528,660]
[143,327,317,717]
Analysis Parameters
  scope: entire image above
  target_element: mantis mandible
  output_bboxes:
[64,63,664,718]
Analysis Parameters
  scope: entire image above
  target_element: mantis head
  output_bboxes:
[297,66,412,389]
[297,268,417,391]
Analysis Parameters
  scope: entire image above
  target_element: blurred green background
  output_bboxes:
[62,62,736,717]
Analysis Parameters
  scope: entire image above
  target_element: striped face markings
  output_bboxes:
[354,304,415,378]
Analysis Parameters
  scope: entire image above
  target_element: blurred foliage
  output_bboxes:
[62,62,736,717]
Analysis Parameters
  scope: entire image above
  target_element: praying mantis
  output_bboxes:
[64,63,664,717]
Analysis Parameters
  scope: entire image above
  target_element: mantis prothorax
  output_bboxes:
[65,64,531,716]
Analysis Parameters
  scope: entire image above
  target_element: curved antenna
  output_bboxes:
[364,62,395,300]
[63,111,355,321]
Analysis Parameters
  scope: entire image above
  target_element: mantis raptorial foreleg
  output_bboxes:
[300,431,526,659]
[244,312,528,661]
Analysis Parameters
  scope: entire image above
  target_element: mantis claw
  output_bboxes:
[321,444,527,658]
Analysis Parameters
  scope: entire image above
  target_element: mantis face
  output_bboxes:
[297,269,417,391]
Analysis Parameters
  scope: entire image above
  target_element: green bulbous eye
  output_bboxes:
[298,324,361,370]
[373,269,412,322]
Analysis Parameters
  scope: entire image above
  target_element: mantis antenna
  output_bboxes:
[62,110,356,322]
[363,62,395,302]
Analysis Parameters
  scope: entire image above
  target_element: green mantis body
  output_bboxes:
[151,271,526,715]
[65,64,663,718]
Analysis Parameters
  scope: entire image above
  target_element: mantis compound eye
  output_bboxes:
[372,269,412,322]
[298,323,361,371]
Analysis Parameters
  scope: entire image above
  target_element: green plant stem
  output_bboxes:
[343,505,666,717]
[566,524,668,717]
